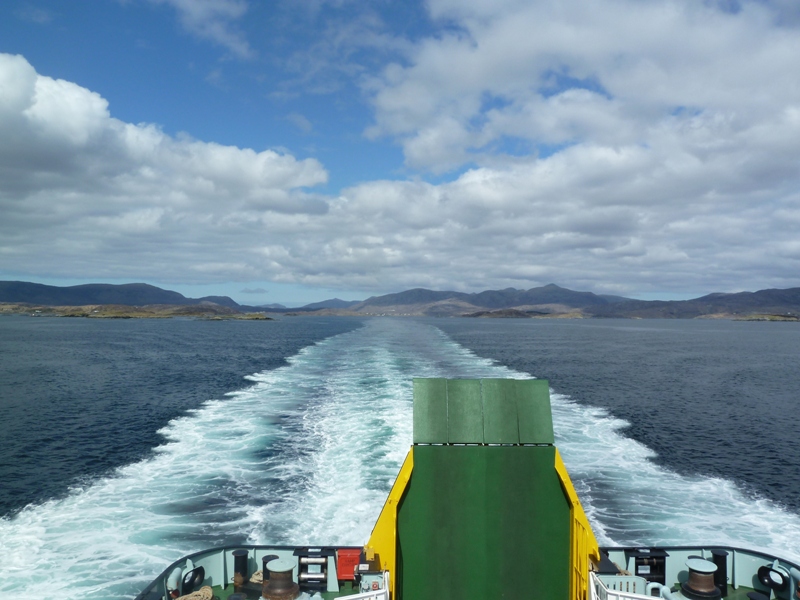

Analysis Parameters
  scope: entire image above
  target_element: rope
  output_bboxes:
[250,569,264,584]
[176,585,212,600]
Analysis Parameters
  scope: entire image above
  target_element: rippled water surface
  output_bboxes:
[0,316,362,515]
[1,316,798,599]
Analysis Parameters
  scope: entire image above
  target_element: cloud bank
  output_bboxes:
[0,53,326,282]
[2,0,800,297]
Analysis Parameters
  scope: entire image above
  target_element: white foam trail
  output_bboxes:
[1,318,798,600]
[245,319,512,546]
[552,392,800,562]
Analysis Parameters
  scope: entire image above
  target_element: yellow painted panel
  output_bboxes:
[554,448,601,600]
[365,447,414,600]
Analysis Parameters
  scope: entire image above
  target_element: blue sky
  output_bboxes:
[2,0,800,305]
[2,1,414,192]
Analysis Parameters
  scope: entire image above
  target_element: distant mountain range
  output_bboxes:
[2,280,799,319]
[351,284,628,310]
[0,281,241,309]
[587,288,800,319]
[291,283,800,318]
[298,298,360,310]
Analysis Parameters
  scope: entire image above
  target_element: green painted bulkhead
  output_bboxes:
[395,378,571,600]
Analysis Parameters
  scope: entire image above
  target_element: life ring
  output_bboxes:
[182,566,206,594]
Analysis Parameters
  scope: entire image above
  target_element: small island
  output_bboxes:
[0,302,272,320]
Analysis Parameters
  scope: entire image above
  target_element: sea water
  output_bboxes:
[0,316,798,599]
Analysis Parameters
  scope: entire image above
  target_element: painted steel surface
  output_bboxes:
[555,448,601,600]
[365,449,414,599]
[412,378,553,444]
[374,378,594,600]
[397,444,571,599]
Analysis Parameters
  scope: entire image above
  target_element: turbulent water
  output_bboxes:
[1,317,799,599]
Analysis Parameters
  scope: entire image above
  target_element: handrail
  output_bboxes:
[590,572,658,600]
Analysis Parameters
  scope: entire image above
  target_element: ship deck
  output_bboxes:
[723,588,761,600]
[202,581,763,599]
[204,580,362,599]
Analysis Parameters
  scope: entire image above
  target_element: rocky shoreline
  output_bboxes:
[0,302,272,320]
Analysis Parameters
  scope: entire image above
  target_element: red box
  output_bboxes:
[336,548,362,581]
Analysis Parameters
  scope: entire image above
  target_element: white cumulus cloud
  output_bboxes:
[0,53,327,282]
[366,0,800,172]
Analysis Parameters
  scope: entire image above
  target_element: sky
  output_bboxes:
[1,0,800,305]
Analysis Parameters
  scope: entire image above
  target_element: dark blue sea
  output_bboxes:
[1,316,799,599]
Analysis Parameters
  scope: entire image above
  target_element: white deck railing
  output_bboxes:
[590,571,663,600]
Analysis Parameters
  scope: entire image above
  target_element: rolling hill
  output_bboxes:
[0,281,240,308]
